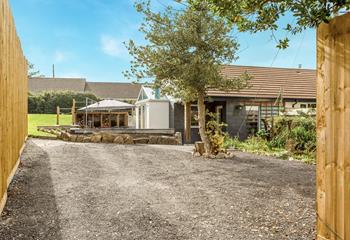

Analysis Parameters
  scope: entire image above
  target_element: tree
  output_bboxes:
[125,1,249,154]
[188,0,350,48]
[27,61,41,78]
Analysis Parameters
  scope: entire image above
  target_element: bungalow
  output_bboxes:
[135,65,316,143]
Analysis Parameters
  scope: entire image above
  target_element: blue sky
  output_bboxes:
[10,0,316,83]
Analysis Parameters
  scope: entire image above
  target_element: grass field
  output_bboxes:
[28,114,72,137]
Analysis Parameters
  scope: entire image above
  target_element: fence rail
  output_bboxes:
[0,0,28,213]
[317,13,350,240]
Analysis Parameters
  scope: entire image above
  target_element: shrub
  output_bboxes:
[256,129,268,139]
[206,112,228,154]
[224,115,316,163]
[269,115,316,155]
[28,91,100,114]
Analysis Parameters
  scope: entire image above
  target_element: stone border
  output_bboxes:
[38,127,182,145]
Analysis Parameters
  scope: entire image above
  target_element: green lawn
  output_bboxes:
[28,114,72,137]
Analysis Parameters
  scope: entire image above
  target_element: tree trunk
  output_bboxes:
[197,93,211,154]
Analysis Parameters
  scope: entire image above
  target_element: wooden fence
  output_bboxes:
[317,13,350,240]
[0,0,28,213]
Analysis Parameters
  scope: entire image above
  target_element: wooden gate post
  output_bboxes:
[71,99,76,125]
[56,106,60,126]
[317,13,350,240]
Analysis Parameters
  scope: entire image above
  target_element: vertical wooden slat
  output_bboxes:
[0,0,28,213]
[344,15,350,240]
[317,13,350,240]
[317,18,328,239]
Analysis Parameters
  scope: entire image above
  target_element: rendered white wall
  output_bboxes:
[135,101,170,129]
[135,107,140,129]
[147,101,169,129]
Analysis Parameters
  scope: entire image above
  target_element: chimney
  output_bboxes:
[296,64,302,73]
[52,64,55,78]
[154,88,160,100]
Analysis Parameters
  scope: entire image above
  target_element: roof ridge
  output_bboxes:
[87,81,140,84]
[222,64,316,71]
[29,77,86,80]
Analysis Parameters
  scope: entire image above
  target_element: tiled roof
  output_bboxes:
[28,78,142,100]
[208,65,316,100]
[29,77,86,93]
[85,82,141,100]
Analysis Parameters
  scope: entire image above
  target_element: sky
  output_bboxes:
[10,0,316,83]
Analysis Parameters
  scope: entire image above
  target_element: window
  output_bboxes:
[191,105,199,127]
[308,103,316,108]
[216,105,223,123]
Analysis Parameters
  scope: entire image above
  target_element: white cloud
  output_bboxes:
[54,50,67,63]
[100,35,126,57]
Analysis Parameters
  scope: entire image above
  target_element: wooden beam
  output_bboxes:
[125,113,129,127]
[184,102,191,144]
[92,114,95,128]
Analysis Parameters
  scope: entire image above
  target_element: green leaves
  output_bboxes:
[276,38,289,49]
[125,1,248,101]
[190,0,350,48]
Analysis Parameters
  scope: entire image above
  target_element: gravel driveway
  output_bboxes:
[0,138,316,240]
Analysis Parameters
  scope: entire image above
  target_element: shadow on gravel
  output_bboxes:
[231,153,315,199]
[0,140,62,240]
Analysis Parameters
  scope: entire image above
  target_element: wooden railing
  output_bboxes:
[317,13,350,240]
[0,0,28,213]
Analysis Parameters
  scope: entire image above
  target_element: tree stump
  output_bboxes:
[194,141,205,156]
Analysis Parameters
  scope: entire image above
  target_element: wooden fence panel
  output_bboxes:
[317,13,350,240]
[0,0,28,213]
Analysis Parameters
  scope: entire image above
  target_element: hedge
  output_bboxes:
[28,91,100,114]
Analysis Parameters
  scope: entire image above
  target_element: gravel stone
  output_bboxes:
[0,139,316,240]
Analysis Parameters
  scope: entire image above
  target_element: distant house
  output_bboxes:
[28,77,142,102]
[135,65,316,142]
[28,77,86,93]
[84,82,142,102]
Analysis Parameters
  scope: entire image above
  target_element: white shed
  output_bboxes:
[135,86,170,129]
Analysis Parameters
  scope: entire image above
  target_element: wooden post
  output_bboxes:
[125,113,129,127]
[56,106,60,125]
[92,114,94,128]
[317,13,350,240]
[184,102,191,144]
[71,99,76,125]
